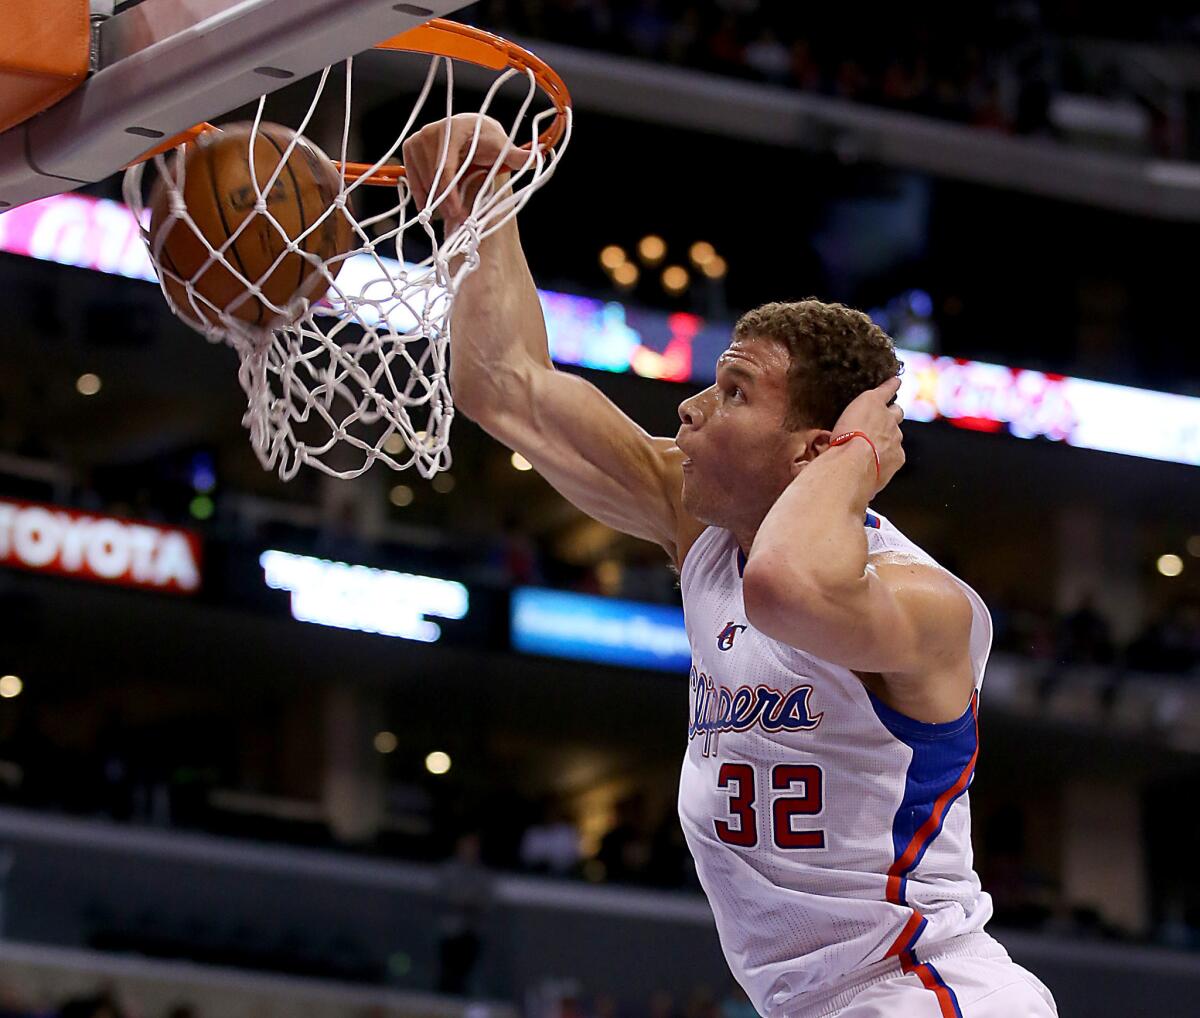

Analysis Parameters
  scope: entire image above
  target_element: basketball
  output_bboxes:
[147,122,354,329]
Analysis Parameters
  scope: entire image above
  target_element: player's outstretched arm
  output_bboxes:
[403,115,693,564]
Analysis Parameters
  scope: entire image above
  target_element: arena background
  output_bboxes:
[1,2,1199,1016]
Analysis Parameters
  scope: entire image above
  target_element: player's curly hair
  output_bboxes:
[733,298,902,431]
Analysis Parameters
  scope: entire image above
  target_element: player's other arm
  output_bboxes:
[741,379,974,720]
[403,116,691,564]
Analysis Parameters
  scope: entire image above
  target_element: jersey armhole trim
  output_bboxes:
[868,690,976,741]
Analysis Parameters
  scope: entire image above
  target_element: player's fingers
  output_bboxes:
[401,134,434,212]
[434,126,469,218]
[501,143,531,172]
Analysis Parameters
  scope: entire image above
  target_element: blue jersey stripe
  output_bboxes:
[871,691,978,907]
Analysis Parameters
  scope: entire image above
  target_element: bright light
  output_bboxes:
[0,497,201,592]
[600,245,626,271]
[383,433,406,455]
[389,484,414,507]
[701,255,727,280]
[661,265,689,295]
[190,455,216,493]
[1157,553,1184,577]
[15,193,1200,469]
[374,731,398,754]
[689,241,716,267]
[259,550,468,642]
[189,494,214,520]
[595,559,622,594]
[1187,535,1200,558]
[432,473,455,494]
[511,452,533,472]
[425,750,451,775]
[637,235,666,265]
[0,675,22,699]
[76,373,101,396]
[612,262,639,288]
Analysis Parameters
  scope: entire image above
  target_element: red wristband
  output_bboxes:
[829,430,881,483]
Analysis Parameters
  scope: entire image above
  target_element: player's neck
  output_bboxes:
[731,523,759,561]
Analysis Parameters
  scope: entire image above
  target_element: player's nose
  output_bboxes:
[678,394,705,428]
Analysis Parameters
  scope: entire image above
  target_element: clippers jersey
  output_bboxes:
[678,510,994,1017]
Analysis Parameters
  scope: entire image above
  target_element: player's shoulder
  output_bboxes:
[865,511,938,566]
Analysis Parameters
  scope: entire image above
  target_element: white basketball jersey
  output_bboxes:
[677,509,994,1017]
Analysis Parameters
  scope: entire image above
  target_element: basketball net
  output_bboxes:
[123,29,571,480]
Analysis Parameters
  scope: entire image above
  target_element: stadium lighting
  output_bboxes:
[389,484,414,507]
[662,265,689,295]
[11,194,1200,468]
[638,235,667,265]
[374,731,398,754]
[1187,535,1200,558]
[1157,554,1184,577]
[260,550,468,643]
[188,494,215,520]
[701,255,728,280]
[612,262,639,288]
[425,750,452,775]
[511,452,533,472]
[689,241,716,267]
[599,244,626,271]
[383,433,406,455]
[75,373,101,396]
[432,473,455,494]
[0,675,22,699]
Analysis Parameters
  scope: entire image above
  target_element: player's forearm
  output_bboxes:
[449,216,553,416]
[744,443,877,600]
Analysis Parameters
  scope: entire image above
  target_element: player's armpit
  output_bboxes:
[742,558,974,715]
[464,360,689,562]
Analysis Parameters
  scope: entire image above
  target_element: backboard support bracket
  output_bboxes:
[0,0,472,210]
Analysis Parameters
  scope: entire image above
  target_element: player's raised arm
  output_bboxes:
[403,115,695,564]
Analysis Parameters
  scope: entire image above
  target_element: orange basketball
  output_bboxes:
[148,122,354,329]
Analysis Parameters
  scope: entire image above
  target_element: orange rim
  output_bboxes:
[131,19,571,186]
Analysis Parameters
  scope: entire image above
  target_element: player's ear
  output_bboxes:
[789,429,830,477]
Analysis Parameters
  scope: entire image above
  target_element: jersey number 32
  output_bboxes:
[714,762,825,849]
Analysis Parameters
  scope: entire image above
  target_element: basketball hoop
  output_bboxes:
[123,19,572,481]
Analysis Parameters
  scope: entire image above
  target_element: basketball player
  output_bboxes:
[403,116,1059,1018]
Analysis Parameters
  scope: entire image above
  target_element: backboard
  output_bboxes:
[0,0,475,210]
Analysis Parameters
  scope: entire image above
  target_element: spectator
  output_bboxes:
[743,29,790,85]
[597,794,654,884]
[520,800,582,877]
[1056,596,1116,666]
[58,990,123,1018]
[436,832,493,995]
[1126,601,1200,675]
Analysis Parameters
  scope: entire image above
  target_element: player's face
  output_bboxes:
[675,337,810,533]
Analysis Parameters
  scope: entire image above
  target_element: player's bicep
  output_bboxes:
[744,559,970,675]
[471,366,684,554]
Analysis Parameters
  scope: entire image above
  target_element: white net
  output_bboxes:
[123,44,571,481]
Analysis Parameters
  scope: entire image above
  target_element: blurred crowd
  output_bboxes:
[992,594,1200,677]
[0,983,760,1018]
[0,990,192,1018]
[469,0,1198,158]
